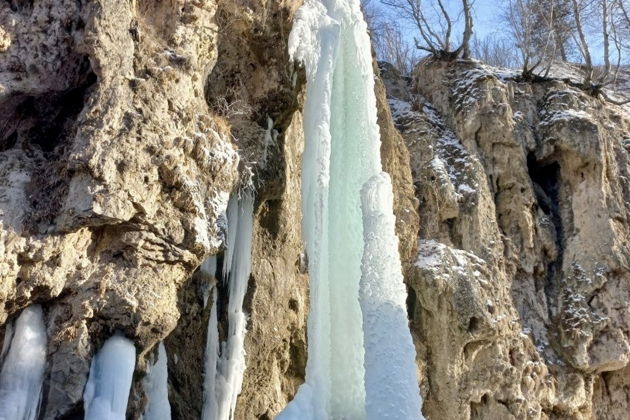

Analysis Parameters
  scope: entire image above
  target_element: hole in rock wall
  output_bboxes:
[57,404,85,420]
[527,154,561,222]
[27,72,95,153]
[4,0,33,12]
[526,152,565,321]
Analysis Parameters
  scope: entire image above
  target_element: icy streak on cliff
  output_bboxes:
[278,0,397,418]
[360,173,423,420]
[203,191,254,420]
[0,305,47,420]
[142,342,171,420]
[84,333,136,420]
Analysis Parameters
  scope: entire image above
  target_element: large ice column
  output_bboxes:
[279,0,423,418]
[0,305,47,420]
[279,0,384,418]
[142,342,171,420]
[202,191,254,420]
[84,333,136,420]
[360,173,423,420]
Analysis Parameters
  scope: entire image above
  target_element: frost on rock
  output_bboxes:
[0,305,47,420]
[279,0,421,418]
[84,333,136,420]
[360,173,422,420]
[203,191,254,420]
[142,342,171,420]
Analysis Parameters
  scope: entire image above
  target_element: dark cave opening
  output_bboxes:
[526,152,564,320]
[0,60,96,155]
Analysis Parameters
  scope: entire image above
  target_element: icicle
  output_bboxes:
[221,195,240,283]
[0,305,47,420]
[142,342,171,420]
[201,288,219,420]
[200,256,218,307]
[203,191,254,420]
[84,333,136,420]
[360,173,422,420]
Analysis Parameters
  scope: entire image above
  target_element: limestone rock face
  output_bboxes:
[0,0,241,417]
[382,59,630,419]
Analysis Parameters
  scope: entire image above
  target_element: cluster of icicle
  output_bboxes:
[201,191,255,420]
[277,0,423,418]
[0,189,255,420]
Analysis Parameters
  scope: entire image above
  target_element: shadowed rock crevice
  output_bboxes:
[527,154,564,323]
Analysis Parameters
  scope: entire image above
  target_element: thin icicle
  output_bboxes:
[201,288,219,420]
[142,342,171,420]
[84,333,136,420]
[0,305,47,420]
[203,191,254,420]
[360,173,422,420]
[200,256,218,307]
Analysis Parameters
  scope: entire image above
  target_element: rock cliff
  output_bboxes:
[0,0,629,419]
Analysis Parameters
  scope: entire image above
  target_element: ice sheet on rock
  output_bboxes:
[84,333,136,420]
[360,173,423,420]
[0,305,47,420]
[142,342,171,420]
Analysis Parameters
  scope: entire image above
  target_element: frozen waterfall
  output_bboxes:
[202,191,254,420]
[84,333,136,420]
[0,305,47,420]
[278,0,423,418]
[142,342,171,420]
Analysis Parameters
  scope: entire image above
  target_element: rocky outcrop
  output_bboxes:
[382,59,630,419]
[0,0,239,417]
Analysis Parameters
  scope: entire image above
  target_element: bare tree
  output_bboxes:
[375,22,420,74]
[504,0,560,78]
[471,35,520,68]
[612,0,630,51]
[380,0,474,60]
[569,0,627,89]
[570,0,595,84]
[361,0,419,74]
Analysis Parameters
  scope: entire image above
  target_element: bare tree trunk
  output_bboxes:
[436,0,453,51]
[570,0,594,86]
[602,0,611,81]
[461,0,474,59]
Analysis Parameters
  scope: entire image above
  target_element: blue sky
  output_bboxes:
[375,0,610,65]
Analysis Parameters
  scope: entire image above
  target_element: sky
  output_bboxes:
[373,0,610,66]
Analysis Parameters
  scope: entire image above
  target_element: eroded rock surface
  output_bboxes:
[0,0,239,417]
[382,59,630,419]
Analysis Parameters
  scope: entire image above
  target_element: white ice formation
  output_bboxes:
[142,342,171,420]
[202,191,255,420]
[0,305,47,420]
[277,0,423,418]
[84,333,136,420]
